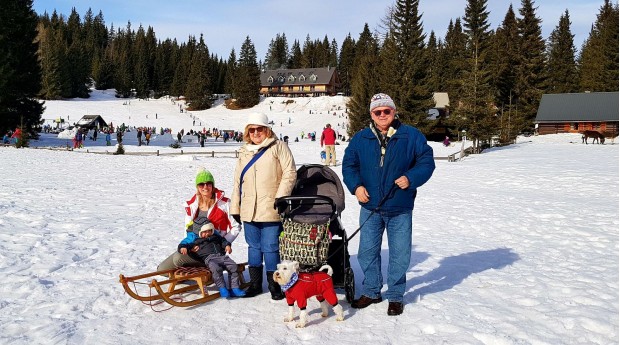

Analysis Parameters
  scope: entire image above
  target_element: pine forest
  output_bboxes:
[1,0,618,146]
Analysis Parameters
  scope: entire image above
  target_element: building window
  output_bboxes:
[310,74,317,82]
[288,86,293,91]
[288,75,295,82]
[267,76,274,83]
[278,76,285,83]
[299,75,306,81]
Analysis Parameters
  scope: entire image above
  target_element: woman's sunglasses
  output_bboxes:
[248,127,265,134]
[197,182,213,188]
[372,109,393,116]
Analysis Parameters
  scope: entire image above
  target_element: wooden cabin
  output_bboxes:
[535,92,619,136]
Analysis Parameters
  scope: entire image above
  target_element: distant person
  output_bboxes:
[443,136,450,147]
[177,222,246,298]
[137,128,143,146]
[105,131,111,146]
[321,123,337,166]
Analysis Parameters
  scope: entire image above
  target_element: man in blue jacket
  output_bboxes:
[342,93,435,316]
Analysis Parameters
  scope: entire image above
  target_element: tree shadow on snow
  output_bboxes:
[405,247,520,303]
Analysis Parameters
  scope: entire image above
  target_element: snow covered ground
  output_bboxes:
[0,90,617,344]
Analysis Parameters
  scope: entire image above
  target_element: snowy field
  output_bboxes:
[0,91,617,344]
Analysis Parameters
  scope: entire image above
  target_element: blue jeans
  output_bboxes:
[243,221,282,271]
[357,207,412,302]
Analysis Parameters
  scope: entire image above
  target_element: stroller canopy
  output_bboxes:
[294,164,345,213]
[277,164,345,224]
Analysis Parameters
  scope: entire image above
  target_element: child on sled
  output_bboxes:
[178,222,246,298]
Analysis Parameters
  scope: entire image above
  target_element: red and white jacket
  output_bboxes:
[184,188,241,243]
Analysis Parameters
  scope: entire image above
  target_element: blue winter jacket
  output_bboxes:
[342,123,435,214]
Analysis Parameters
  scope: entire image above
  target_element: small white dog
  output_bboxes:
[273,260,344,328]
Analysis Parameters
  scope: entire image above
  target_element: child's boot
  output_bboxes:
[231,288,246,297]
[218,287,230,298]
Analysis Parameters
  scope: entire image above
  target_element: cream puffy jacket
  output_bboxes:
[231,137,296,222]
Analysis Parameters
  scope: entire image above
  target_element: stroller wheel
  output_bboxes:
[344,267,355,304]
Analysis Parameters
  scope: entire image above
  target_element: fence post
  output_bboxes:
[181,149,183,155]
[157,150,159,156]
[211,151,214,157]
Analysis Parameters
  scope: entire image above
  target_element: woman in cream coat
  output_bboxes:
[231,113,296,299]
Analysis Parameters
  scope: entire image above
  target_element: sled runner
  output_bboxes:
[119,263,248,308]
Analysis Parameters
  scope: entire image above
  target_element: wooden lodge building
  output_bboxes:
[260,67,340,97]
[535,92,619,135]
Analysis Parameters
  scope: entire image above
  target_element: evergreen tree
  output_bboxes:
[378,32,400,99]
[0,0,44,137]
[347,24,380,135]
[456,0,498,147]
[329,38,339,69]
[546,10,579,93]
[37,22,64,99]
[264,33,289,69]
[515,0,546,132]
[171,35,195,96]
[133,25,150,98]
[337,34,356,95]
[391,0,432,126]
[493,5,520,118]
[288,40,303,69]
[442,19,468,108]
[235,36,260,108]
[578,0,619,92]
[185,34,212,110]
[65,8,90,97]
[425,31,442,94]
[114,23,135,97]
[301,35,314,68]
[225,48,237,97]
[153,38,176,97]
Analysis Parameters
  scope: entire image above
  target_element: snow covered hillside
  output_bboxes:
[0,91,617,344]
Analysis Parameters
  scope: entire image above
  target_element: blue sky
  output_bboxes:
[32,0,608,59]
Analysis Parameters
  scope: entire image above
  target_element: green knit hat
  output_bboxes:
[195,168,215,186]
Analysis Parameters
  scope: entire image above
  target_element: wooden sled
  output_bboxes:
[119,263,248,308]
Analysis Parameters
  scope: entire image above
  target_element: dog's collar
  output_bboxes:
[281,272,298,292]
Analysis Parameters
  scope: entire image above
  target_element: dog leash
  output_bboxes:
[312,184,399,269]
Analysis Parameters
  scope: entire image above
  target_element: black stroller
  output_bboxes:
[275,164,355,303]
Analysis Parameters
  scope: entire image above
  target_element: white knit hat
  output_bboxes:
[246,113,270,127]
[199,223,215,236]
[369,93,396,112]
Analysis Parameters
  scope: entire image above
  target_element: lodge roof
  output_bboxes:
[535,92,619,122]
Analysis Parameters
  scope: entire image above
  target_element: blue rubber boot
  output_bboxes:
[231,288,246,297]
[218,287,230,298]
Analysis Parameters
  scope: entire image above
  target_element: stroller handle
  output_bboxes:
[275,195,337,216]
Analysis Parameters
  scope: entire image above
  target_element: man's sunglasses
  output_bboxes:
[248,127,265,134]
[373,109,393,116]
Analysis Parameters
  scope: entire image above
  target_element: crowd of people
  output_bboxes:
[155,93,435,316]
